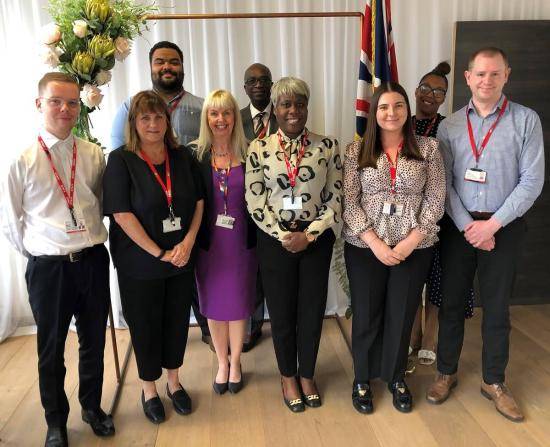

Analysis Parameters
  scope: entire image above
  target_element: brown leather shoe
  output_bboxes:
[480,381,524,422]
[426,373,457,404]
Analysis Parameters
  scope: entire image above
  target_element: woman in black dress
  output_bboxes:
[409,62,474,367]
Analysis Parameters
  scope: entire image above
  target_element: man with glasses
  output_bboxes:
[0,72,114,446]
[427,47,544,422]
[241,63,278,141]
[239,63,277,351]
[110,41,213,349]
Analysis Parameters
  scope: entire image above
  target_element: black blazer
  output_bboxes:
[240,105,279,142]
[188,146,257,251]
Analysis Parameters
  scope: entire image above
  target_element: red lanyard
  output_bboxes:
[256,109,273,139]
[167,90,185,114]
[140,148,175,219]
[384,141,403,194]
[278,129,308,196]
[466,97,508,165]
[413,115,437,137]
[38,135,78,225]
[212,153,232,215]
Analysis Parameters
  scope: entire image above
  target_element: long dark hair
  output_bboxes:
[358,82,422,169]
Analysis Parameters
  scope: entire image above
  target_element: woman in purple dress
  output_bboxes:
[189,90,257,395]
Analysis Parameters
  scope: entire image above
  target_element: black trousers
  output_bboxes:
[117,270,193,381]
[257,229,335,378]
[345,243,434,383]
[249,270,265,336]
[25,244,110,428]
[437,214,525,384]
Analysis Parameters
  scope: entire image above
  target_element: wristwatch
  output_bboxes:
[304,230,316,243]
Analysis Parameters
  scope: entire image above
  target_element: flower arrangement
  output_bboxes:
[41,0,156,144]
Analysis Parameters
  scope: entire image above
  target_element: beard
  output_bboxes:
[151,69,184,93]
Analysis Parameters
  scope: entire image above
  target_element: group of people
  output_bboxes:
[0,39,544,447]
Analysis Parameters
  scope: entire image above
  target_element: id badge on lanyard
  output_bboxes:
[279,130,307,211]
[465,97,508,184]
[139,149,182,233]
[212,153,236,230]
[382,142,404,217]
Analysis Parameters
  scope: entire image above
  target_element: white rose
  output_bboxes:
[114,37,131,61]
[80,84,103,108]
[40,45,63,68]
[41,22,61,45]
[94,69,112,86]
[72,19,88,38]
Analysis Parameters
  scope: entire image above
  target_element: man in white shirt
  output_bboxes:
[0,73,114,447]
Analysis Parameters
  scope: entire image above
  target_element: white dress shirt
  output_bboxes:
[0,129,108,256]
[249,102,273,136]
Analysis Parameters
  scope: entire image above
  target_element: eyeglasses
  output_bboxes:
[244,76,272,87]
[417,84,447,100]
[41,97,81,109]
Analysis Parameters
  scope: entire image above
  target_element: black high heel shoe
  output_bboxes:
[228,363,244,394]
[281,378,305,413]
[299,377,322,408]
[213,365,229,395]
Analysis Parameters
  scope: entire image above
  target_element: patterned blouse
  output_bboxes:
[245,128,342,240]
[342,136,445,249]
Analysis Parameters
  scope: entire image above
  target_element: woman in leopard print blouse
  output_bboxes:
[342,82,445,415]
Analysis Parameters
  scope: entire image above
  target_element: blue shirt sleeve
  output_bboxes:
[493,110,545,226]
[110,98,130,150]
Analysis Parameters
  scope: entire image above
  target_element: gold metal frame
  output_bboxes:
[108,10,364,416]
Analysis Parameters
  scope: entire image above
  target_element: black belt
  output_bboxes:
[35,246,95,263]
[469,211,494,220]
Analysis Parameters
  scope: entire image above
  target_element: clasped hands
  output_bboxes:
[159,233,195,267]
[463,218,501,251]
[281,232,310,253]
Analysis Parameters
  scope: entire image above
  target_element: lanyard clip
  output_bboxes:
[168,205,176,224]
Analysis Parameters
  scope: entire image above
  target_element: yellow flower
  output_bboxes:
[88,35,115,59]
[85,0,112,23]
[72,51,95,77]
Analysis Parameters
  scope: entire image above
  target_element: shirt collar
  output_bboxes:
[278,127,307,144]
[467,94,506,117]
[250,102,272,118]
[39,128,74,150]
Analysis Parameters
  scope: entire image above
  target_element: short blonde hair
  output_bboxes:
[195,89,248,162]
[270,77,310,104]
[125,90,178,153]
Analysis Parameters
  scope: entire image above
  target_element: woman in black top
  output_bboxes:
[409,62,475,367]
[103,91,204,424]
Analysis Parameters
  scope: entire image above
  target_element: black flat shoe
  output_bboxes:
[352,381,373,414]
[281,378,305,413]
[299,379,322,408]
[81,408,115,436]
[166,383,192,415]
[388,380,413,413]
[141,390,165,424]
[44,426,68,447]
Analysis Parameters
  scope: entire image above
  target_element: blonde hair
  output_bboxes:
[125,90,178,153]
[195,89,248,162]
[270,76,310,104]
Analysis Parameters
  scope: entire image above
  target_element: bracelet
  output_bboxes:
[156,249,166,259]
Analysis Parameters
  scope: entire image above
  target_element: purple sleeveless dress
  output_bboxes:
[196,165,257,321]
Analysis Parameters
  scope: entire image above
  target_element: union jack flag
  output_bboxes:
[355,0,399,139]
